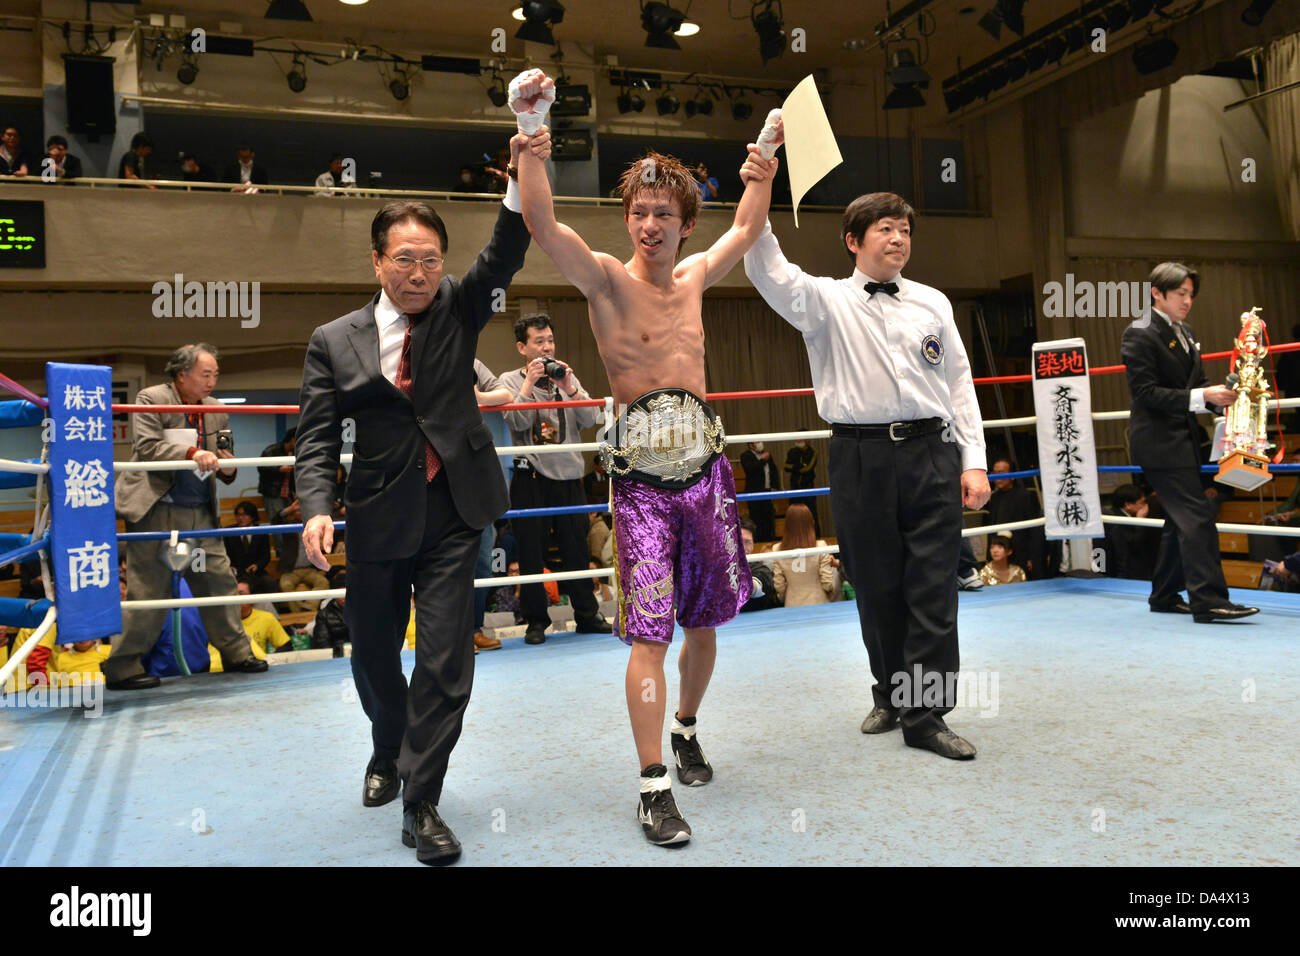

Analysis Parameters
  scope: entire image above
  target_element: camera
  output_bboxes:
[542,358,567,382]
[215,429,234,452]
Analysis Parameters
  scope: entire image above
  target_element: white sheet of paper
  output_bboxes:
[781,75,843,227]
[163,428,198,447]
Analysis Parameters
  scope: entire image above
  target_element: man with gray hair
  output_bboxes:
[106,343,267,689]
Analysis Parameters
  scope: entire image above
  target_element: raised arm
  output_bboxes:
[511,70,613,299]
[699,121,783,289]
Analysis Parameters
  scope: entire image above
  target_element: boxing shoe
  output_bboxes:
[860,705,900,734]
[908,729,977,760]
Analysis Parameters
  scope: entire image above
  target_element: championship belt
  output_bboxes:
[598,388,726,490]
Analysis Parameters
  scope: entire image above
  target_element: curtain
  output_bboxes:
[1264,32,1300,241]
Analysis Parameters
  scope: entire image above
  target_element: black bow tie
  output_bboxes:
[865,281,899,298]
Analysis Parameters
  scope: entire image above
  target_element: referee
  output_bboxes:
[745,193,990,760]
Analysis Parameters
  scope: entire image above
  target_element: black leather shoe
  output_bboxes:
[105,673,161,691]
[1193,604,1259,623]
[908,729,977,760]
[1150,600,1193,614]
[227,657,269,673]
[363,758,400,808]
[402,801,461,865]
[575,616,612,634]
[859,706,900,734]
[524,625,547,645]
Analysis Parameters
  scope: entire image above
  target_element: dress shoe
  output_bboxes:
[1193,603,1259,623]
[575,616,613,634]
[474,630,502,651]
[362,758,400,807]
[524,625,547,645]
[402,801,462,865]
[860,705,900,734]
[908,729,977,760]
[105,673,161,691]
[226,657,269,673]
[1150,600,1193,614]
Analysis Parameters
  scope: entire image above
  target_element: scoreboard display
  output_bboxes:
[0,200,45,268]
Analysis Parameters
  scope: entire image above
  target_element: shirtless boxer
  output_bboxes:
[509,68,783,845]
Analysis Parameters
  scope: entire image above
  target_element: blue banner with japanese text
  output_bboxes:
[46,363,122,641]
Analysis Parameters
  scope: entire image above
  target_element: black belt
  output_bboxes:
[831,418,944,441]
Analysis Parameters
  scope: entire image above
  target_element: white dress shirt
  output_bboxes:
[372,185,523,382]
[744,221,987,472]
[1153,308,1207,412]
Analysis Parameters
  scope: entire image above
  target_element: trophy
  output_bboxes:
[1215,307,1273,491]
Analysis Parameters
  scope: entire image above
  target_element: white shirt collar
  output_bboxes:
[851,267,903,290]
[374,290,408,331]
[1153,307,1180,325]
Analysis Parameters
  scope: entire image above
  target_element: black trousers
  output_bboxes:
[829,430,962,744]
[509,468,598,628]
[345,472,481,805]
[1145,466,1230,611]
[749,499,776,542]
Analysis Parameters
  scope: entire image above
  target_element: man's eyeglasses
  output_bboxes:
[383,253,444,272]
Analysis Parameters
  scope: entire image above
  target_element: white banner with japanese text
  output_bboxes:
[1032,339,1104,539]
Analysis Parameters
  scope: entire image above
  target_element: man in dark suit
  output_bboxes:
[1121,262,1258,624]
[44,136,82,181]
[295,131,541,865]
[222,145,270,188]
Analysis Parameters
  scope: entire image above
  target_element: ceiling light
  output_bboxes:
[752,0,786,64]
[685,91,713,117]
[642,2,686,50]
[177,58,198,84]
[978,9,1002,39]
[883,86,926,109]
[1104,2,1131,30]
[516,0,564,45]
[996,0,1025,37]
[488,74,508,107]
[884,48,929,110]
[1044,34,1068,62]
[286,54,307,92]
[1132,33,1178,74]
[266,0,313,21]
[617,89,646,113]
[675,21,700,37]
[731,98,753,121]
[389,68,410,100]
[656,91,680,115]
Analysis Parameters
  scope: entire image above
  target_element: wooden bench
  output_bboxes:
[1221,559,1263,589]
[1217,532,1251,555]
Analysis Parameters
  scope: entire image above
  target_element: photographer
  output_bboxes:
[693,161,719,203]
[107,343,266,690]
[499,313,612,644]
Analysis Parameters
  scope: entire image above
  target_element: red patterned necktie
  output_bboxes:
[396,315,442,482]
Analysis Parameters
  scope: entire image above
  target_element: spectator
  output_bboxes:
[979,532,1026,586]
[583,458,609,504]
[984,458,1047,579]
[53,637,111,687]
[110,342,266,689]
[1276,323,1300,433]
[455,164,482,193]
[500,313,612,644]
[482,148,511,193]
[0,126,32,176]
[739,516,778,612]
[5,621,57,691]
[591,560,615,603]
[277,498,331,612]
[1104,483,1160,580]
[587,511,611,564]
[488,559,557,622]
[43,135,81,182]
[784,431,820,535]
[226,500,275,587]
[314,153,349,196]
[179,152,208,182]
[692,162,718,203]
[258,427,297,557]
[1262,551,1300,591]
[223,144,269,191]
[119,133,157,188]
[311,577,349,658]
[739,441,780,542]
[235,579,292,657]
[771,503,838,606]
[470,359,509,653]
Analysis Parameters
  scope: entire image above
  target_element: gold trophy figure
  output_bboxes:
[1215,307,1274,491]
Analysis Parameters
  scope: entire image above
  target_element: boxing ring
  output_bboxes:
[1,348,1299,867]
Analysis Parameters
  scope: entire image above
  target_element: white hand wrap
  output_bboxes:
[756,108,783,160]
[508,70,556,134]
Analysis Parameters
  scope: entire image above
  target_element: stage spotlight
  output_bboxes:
[883,86,926,109]
[1044,34,1068,62]
[1104,2,1131,30]
[997,0,1025,37]
[986,63,1010,91]
[389,68,410,101]
[516,0,564,45]
[642,2,686,49]
[883,48,929,110]
[1132,33,1178,74]
[1025,46,1048,71]
[978,8,1002,40]
[656,91,680,115]
[1064,23,1087,52]
[1005,55,1028,81]
[685,91,713,117]
[617,89,646,113]
[752,0,787,64]
[266,0,312,21]
[488,74,508,108]
[177,58,198,85]
[1241,0,1277,26]
[731,98,753,121]
[286,54,307,92]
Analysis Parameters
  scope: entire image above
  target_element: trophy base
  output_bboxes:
[1215,450,1272,491]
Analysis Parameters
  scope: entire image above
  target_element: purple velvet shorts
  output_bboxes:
[610,454,751,644]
